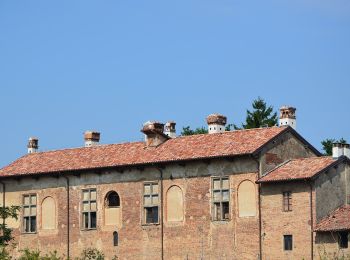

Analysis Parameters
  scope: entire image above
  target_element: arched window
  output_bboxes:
[113,231,118,246]
[105,191,122,227]
[106,191,120,208]
[238,180,256,217]
[41,196,56,230]
[166,185,184,222]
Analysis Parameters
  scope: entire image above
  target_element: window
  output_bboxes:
[143,182,159,224]
[113,231,119,246]
[212,177,230,221]
[82,189,97,230]
[106,191,120,207]
[283,191,292,212]
[339,232,348,249]
[284,235,293,251]
[23,194,37,233]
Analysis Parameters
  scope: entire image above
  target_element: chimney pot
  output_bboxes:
[279,106,297,130]
[84,131,100,147]
[164,121,176,138]
[27,137,39,153]
[343,143,350,159]
[206,113,227,134]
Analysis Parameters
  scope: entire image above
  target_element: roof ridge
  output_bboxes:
[24,140,145,155]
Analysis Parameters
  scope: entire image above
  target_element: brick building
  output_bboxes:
[0,107,349,259]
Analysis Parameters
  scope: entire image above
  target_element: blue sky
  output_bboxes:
[0,0,349,167]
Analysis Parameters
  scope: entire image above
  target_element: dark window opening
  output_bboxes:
[339,232,348,249]
[283,191,292,212]
[113,231,119,246]
[106,191,120,207]
[284,235,293,251]
[145,206,158,224]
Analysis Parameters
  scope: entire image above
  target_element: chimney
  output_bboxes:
[27,137,39,153]
[279,106,296,130]
[84,131,100,147]
[141,121,169,147]
[343,143,350,159]
[164,121,176,138]
[332,143,344,158]
[206,114,227,134]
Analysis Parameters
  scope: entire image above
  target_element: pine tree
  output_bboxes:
[235,97,278,129]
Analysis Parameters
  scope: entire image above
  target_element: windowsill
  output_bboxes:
[81,228,97,231]
[212,219,230,223]
[142,223,160,227]
[21,231,37,235]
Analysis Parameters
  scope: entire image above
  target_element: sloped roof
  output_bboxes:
[0,127,291,177]
[315,205,350,232]
[257,156,339,183]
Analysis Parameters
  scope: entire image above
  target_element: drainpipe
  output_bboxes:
[63,176,70,259]
[0,181,5,225]
[252,156,262,260]
[155,167,164,260]
[309,181,314,260]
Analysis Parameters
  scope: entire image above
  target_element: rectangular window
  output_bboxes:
[282,191,292,212]
[212,177,230,221]
[23,194,37,233]
[284,235,293,251]
[339,232,348,249]
[143,182,159,224]
[82,188,97,230]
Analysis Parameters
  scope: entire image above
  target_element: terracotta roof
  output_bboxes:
[257,157,339,183]
[315,205,350,232]
[0,127,289,177]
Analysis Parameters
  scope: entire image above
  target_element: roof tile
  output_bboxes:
[0,127,286,177]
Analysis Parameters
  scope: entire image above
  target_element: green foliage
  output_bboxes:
[321,138,347,156]
[236,97,278,129]
[0,205,20,247]
[18,248,41,260]
[79,248,105,260]
[0,246,12,260]
[181,126,208,136]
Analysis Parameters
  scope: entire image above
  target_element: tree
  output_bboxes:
[321,138,347,156]
[0,205,20,259]
[235,97,278,129]
[181,126,208,136]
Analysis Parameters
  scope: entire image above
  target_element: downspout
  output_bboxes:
[156,167,164,260]
[252,156,262,260]
[309,181,314,260]
[0,181,5,225]
[63,176,70,259]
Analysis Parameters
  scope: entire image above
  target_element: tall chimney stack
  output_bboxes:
[332,143,344,158]
[206,114,227,134]
[343,144,350,159]
[84,131,100,147]
[141,121,169,147]
[164,121,176,138]
[27,137,39,153]
[279,106,296,130]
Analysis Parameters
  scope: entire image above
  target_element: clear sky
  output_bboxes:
[0,0,349,167]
